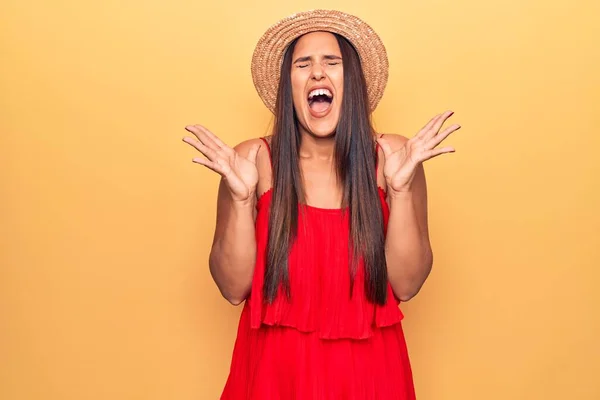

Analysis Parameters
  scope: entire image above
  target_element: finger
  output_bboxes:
[185,125,222,153]
[185,125,215,144]
[192,157,225,174]
[198,125,229,150]
[420,146,455,162]
[182,136,219,162]
[426,110,454,140]
[247,144,261,165]
[376,137,394,158]
[427,124,460,149]
[186,125,233,155]
[415,113,442,139]
[193,155,236,178]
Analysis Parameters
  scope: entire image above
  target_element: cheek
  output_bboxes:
[331,70,344,103]
[290,72,306,103]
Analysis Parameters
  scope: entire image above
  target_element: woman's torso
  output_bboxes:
[245,135,404,339]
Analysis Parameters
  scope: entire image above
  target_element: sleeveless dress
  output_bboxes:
[221,138,416,400]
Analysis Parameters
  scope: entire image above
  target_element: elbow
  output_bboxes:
[221,285,250,306]
[397,289,419,303]
[209,252,250,306]
[395,251,433,302]
[396,280,426,302]
[224,295,246,306]
[214,278,249,306]
[392,276,424,302]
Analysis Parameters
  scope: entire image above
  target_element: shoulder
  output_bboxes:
[233,136,273,195]
[232,136,272,164]
[378,133,409,152]
[376,134,409,162]
[232,137,269,156]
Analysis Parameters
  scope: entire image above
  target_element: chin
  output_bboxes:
[298,108,341,138]
[305,120,338,137]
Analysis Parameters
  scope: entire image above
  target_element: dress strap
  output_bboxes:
[259,137,272,167]
[375,135,382,176]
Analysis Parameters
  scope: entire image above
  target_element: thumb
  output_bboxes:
[247,144,261,164]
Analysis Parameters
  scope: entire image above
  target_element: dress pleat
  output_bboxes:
[221,139,416,399]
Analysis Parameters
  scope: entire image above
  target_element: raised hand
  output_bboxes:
[377,111,460,194]
[182,125,261,203]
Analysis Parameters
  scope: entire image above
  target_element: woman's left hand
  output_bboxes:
[377,110,460,195]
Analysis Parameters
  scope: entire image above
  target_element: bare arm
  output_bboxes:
[378,112,459,301]
[183,126,263,305]
[209,174,257,305]
[384,156,433,301]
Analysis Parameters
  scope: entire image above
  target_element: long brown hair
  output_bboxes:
[264,33,388,305]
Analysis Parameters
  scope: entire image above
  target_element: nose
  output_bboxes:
[311,64,325,81]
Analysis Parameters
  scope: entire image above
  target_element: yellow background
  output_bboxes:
[2,0,599,399]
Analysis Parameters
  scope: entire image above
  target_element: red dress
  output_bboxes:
[221,139,416,399]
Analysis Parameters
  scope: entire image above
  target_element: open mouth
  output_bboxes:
[308,88,333,115]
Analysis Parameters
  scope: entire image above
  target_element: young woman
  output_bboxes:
[183,9,459,399]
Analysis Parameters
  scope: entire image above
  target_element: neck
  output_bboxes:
[298,126,336,161]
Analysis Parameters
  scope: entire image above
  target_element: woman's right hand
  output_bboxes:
[183,125,261,204]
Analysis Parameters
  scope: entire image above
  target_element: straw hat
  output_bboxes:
[251,9,389,114]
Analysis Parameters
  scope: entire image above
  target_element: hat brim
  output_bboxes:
[251,9,389,114]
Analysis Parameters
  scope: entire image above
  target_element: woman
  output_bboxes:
[183,9,459,399]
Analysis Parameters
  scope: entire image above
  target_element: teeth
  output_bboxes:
[308,88,333,100]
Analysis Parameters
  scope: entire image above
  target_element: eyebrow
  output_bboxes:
[293,54,343,63]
